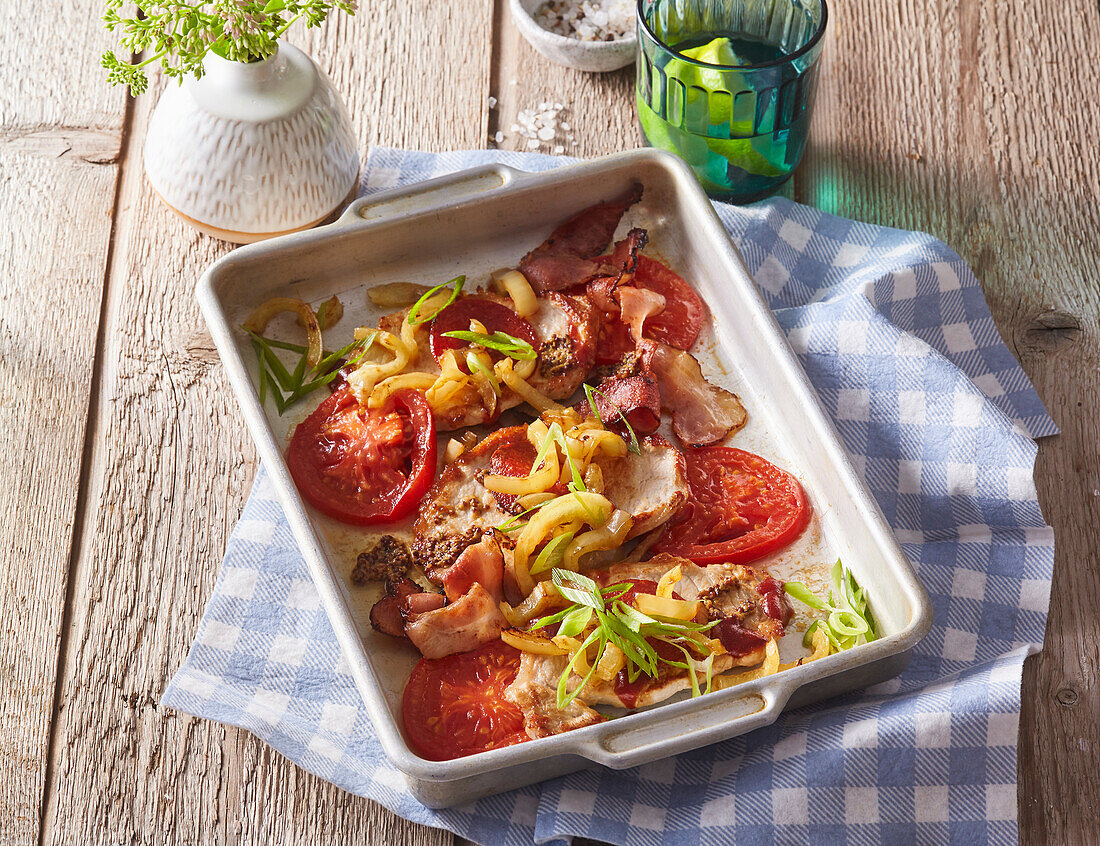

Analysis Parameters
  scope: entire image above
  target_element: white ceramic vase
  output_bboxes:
[144,43,359,244]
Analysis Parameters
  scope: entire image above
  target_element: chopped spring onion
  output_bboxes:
[530,530,576,575]
[556,605,593,638]
[466,351,502,396]
[583,383,642,455]
[407,275,465,325]
[784,560,877,654]
[530,568,718,708]
[441,329,538,361]
[495,498,553,533]
[544,422,585,493]
[246,329,374,415]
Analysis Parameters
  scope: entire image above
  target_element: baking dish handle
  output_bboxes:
[335,163,532,227]
[579,677,798,770]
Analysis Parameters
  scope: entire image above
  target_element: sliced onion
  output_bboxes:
[243,297,322,367]
[656,564,683,599]
[492,269,539,317]
[367,282,433,307]
[561,508,632,571]
[501,627,568,655]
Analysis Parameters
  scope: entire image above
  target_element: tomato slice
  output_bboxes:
[428,296,539,362]
[589,255,706,361]
[632,256,707,350]
[594,314,635,366]
[286,387,436,526]
[652,447,811,565]
[402,640,529,761]
[487,428,566,512]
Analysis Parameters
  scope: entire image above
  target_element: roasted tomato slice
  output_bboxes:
[594,314,635,366]
[487,428,566,512]
[632,255,707,351]
[652,447,810,565]
[286,387,436,526]
[428,296,539,361]
[402,640,529,761]
[590,255,706,361]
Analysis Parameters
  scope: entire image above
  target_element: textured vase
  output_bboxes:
[144,43,359,244]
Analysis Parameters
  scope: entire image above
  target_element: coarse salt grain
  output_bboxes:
[533,0,634,42]
[495,100,576,152]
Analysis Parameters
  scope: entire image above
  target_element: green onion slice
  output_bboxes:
[556,605,593,638]
[465,351,502,396]
[530,531,575,575]
[441,329,537,361]
[407,275,465,325]
[245,329,372,415]
[584,383,642,455]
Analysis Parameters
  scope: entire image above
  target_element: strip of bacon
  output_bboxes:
[640,339,748,447]
[405,583,508,659]
[401,591,447,623]
[585,229,650,310]
[430,535,504,602]
[519,185,643,292]
[618,286,666,342]
[369,578,423,638]
[601,228,649,284]
[590,373,662,434]
[520,254,603,294]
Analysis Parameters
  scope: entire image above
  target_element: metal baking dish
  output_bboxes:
[196,148,932,808]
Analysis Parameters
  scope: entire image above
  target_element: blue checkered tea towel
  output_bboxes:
[163,148,1057,846]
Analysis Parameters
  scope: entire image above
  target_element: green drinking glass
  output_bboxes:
[636,0,827,202]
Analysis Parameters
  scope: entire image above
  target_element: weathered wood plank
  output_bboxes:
[39,2,491,843]
[0,0,123,130]
[795,1,1100,843]
[0,2,127,843]
[491,4,637,159]
[0,150,121,846]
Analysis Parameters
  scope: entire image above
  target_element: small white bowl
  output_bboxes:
[509,0,636,73]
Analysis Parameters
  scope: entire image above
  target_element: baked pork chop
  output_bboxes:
[412,428,689,573]
[375,292,596,430]
[503,555,793,738]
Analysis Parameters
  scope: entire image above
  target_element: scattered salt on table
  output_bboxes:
[494,101,575,154]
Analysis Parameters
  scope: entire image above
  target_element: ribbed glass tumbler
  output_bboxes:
[636,0,827,202]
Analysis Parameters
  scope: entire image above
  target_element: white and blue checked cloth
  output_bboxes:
[164,148,1058,845]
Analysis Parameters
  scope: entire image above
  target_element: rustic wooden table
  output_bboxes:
[3,0,1098,843]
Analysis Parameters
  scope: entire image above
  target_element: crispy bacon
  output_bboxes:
[591,373,662,434]
[587,276,618,314]
[369,596,406,637]
[431,535,504,602]
[519,185,643,292]
[640,340,748,447]
[369,578,423,638]
[584,229,651,312]
[520,254,603,293]
[404,583,508,659]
